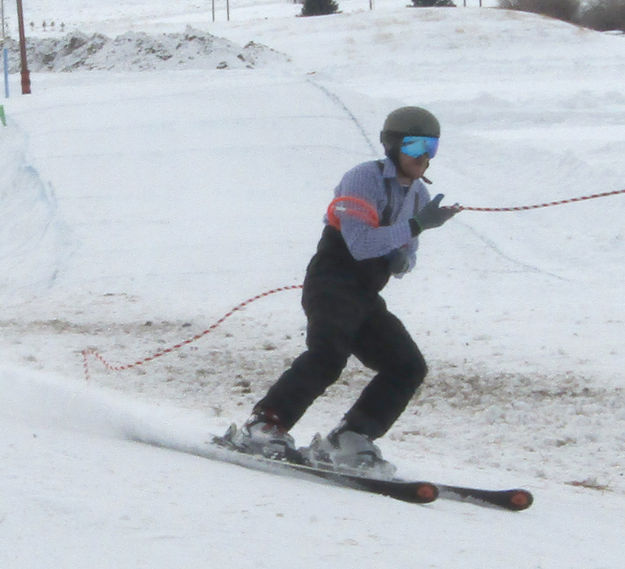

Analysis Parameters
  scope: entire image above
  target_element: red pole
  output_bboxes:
[16,0,30,94]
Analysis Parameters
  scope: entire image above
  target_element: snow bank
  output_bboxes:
[3,27,289,72]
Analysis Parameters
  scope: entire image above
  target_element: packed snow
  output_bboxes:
[1,1,624,567]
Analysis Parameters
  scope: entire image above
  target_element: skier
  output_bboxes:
[228,106,460,475]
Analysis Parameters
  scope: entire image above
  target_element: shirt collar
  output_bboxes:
[381,157,398,179]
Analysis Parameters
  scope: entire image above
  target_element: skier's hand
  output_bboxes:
[386,246,410,275]
[411,194,461,234]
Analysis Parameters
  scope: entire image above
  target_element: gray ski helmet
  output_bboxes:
[380,106,440,148]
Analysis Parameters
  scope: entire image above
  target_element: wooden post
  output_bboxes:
[16,0,31,94]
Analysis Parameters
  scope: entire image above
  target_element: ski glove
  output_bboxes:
[386,246,411,275]
[409,194,460,236]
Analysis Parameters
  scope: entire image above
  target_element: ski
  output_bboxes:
[249,455,533,511]
[257,456,439,504]
[436,484,533,511]
[234,451,533,511]
[129,431,438,504]
[128,431,532,510]
[212,433,533,511]
[210,433,439,504]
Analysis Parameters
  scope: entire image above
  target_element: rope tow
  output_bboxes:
[82,186,624,380]
[81,285,303,381]
[460,187,625,212]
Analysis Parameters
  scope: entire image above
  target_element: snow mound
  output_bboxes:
[6,27,290,72]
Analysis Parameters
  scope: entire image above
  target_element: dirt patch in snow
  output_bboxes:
[3,310,625,495]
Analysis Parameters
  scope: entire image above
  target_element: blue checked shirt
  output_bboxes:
[328,158,431,277]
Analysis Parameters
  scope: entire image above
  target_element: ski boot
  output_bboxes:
[300,422,397,480]
[221,408,297,461]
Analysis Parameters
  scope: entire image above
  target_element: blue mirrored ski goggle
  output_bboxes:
[401,136,439,159]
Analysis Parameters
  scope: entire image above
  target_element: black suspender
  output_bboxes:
[377,160,393,227]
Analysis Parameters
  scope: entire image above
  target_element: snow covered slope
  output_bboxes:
[1,1,624,567]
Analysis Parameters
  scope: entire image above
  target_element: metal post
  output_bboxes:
[3,48,8,98]
[2,0,8,98]
[16,0,30,94]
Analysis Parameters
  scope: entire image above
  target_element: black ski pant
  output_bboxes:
[256,276,428,439]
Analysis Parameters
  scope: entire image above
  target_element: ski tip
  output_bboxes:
[415,482,439,503]
[507,489,534,511]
